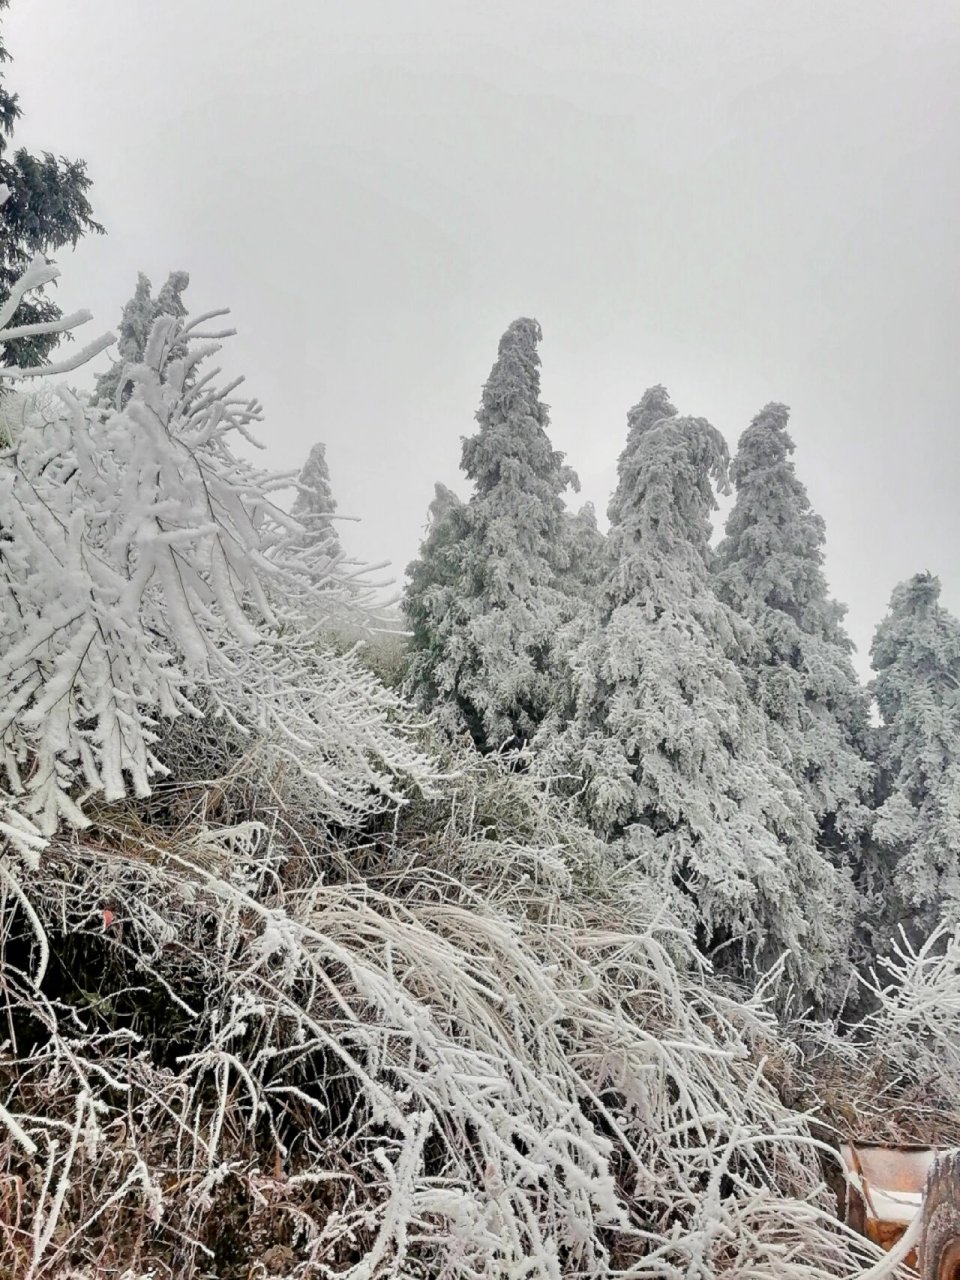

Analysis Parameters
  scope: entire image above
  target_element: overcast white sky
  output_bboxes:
[7,1,960,673]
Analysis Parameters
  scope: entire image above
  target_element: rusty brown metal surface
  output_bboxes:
[840,1142,940,1268]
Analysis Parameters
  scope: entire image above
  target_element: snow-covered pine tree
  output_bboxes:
[94,270,190,408]
[291,440,343,567]
[869,573,960,939]
[716,403,871,876]
[403,318,578,751]
[536,393,852,1002]
[0,250,436,852]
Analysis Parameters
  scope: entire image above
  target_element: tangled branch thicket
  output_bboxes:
[0,754,881,1279]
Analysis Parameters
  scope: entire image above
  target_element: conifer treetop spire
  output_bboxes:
[605,410,729,615]
[404,317,579,750]
[716,401,870,892]
[462,315,576,501]
[292,440,342,559]
[536,394,851,1006]
[608,384,679,524]
[94,270,191,408]
[720,401,848,639]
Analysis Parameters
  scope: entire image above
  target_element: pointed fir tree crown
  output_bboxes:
[716,403,871,853]
[607,383,678,526]
[870,572,960,932]
[292,441,342,559]
[537,392,852,1006]
[404,318,579,750]
[95,271,190,407]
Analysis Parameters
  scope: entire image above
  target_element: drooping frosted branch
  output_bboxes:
[0,260,438,845]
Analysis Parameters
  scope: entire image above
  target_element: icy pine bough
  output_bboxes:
[0,245,438,847]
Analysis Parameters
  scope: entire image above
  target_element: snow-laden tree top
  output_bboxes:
[719,403,850,642]
[292,439,342,561]
[0,246,436,857]
[462,318,569,490]
[870,571,960,932]
[561,501,606,601]
[604,407,728,615]
[404,317,579,750]
[607,383,678,526]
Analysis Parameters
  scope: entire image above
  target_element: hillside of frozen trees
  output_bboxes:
[2,5,960,1274]
[1,219,959,1276]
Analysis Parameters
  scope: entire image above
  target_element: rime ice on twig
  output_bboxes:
[0,258,437,843]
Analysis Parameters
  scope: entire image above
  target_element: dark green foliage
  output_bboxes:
[0,0,103,369]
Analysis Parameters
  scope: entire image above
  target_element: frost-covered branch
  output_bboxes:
[860,924,960,1086]
[0,260,438,845]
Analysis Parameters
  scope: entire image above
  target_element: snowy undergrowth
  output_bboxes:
[0,757,881,1279]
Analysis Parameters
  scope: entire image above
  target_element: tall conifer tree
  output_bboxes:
[404,483,469,724]
[716,403,871,870]
[94,271,189,407]
[292,441,342,559]
[559,502,606,602]
[403,318,578,750]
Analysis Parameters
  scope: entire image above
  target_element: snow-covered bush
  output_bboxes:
[0,752,880,1279]
[861,924,960,1090]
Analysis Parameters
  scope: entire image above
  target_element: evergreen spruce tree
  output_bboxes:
[869,573,960,939]
[537,393,852,1002]
[716,404,872,872]
[0,0,103,369]
[403,318,578,750]
[292,441,342,559]
[94,271,189,407]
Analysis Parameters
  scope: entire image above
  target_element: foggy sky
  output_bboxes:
[7,1,960,675]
